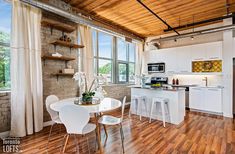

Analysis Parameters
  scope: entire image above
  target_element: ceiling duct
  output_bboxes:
[149,24,235,43]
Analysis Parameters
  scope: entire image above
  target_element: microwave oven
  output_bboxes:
[147,63,165,73]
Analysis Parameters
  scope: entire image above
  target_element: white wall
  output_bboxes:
[222,18,234,117]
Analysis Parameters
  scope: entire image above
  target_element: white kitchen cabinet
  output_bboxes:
[190,44,206,61]
[205,42,222,60]
[189,87,204,110]
[164,49,178,73]
[189,87,223,114]
[177,46,191,73]
[204,88,222,113]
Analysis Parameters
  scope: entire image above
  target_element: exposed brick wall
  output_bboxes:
[41,15,79,122]
[103,85,131,103]
[0,92,11,132]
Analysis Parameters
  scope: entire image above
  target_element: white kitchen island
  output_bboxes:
[130,86,185,125]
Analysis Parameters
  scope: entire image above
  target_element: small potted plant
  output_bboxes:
[73,72,107,105]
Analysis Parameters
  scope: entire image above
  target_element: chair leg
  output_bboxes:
[129,99,133,118]
[120,124,125,153]
[47,123,55,150]
[60,134,68,154]
[103,124,108,139]
[86,135,91,154]
[144,101,148,117]
[139,99,142,121]
[62,134,70,153]
[161,101,166,127]
[149,101,154,123]
[73,134,79,153]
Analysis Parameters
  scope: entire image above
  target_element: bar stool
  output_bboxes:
[129,95,148,121]
[149,97,170,127]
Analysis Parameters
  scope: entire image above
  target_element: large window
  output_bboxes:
[93,29,136,84]
[93,31,113,82]
[0,0,11,90]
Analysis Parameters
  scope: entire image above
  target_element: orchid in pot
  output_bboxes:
[73,72,107,104]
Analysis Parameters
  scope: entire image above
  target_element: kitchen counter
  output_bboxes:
[128,85,186,91]
[130,86,185,125]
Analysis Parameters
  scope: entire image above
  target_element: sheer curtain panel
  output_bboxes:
[10,0,43,137]
[135,42,144,85]
[78,25,94,95]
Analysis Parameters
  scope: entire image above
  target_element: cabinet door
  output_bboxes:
[177,46,191,73]
[190,44,206,61]
[189,87,204,110]
[205,42,222,60]
[164,49,178,73]
[204,88,222,113]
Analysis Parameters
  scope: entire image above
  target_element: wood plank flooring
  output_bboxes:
[1,109,235,154]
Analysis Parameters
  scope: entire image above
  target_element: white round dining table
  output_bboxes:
[50,97,122,113]
[50,97,121,153]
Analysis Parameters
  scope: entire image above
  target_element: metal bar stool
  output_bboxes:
[129,95,148,121]
[149,97,170,127]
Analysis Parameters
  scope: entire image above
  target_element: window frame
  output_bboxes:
[92,29,136,84]
[93,30,114,83]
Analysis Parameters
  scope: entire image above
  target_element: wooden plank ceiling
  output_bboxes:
[63,0,235,38]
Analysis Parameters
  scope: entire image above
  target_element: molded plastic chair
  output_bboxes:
[59,105,96,153]
[98,96,126,153]
[45,95,62,149]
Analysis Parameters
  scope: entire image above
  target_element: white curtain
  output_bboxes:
[10,0,43,137]
[135,42,144,85]
[78,25,94,94]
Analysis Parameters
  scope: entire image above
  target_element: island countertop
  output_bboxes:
[128,85,186,91]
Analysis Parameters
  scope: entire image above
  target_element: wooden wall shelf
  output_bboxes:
[51,73,74,81]
[41,18,76,33]
[51,40,84,49]
[42,55,75,61]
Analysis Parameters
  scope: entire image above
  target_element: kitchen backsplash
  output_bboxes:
[168,75,222,86]
[192,60,222,72]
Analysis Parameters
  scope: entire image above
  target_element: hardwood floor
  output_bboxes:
[1,109,235,154]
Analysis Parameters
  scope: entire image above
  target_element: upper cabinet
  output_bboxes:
[145,41,223,74]
[191,41,222,61]
[205,42,222,60]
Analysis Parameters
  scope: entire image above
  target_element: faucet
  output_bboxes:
[202,77,208,87]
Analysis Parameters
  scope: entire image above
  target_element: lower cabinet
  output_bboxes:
[189,87,222,113]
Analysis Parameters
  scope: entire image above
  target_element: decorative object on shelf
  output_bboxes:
[73,72,107,104]
[51,52,62,57]
[172,78,176,85]
[62,65,74,74]
[51,40,84,49]
[192,60,222,72]
[59,34,72,42]
[63,68,74,74]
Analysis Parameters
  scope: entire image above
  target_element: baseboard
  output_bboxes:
[0,131,10,139]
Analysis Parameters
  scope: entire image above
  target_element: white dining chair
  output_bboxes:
[45,95,62,150]
[59,105,96,153]
[98,96,126,153]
